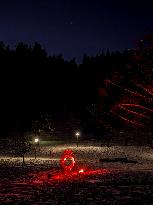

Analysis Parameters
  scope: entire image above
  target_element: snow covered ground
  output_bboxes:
[0,144,153,171]
[0,144,153,204]
[0,166,153,204]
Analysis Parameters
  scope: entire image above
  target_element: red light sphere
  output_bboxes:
[60,149,75,172]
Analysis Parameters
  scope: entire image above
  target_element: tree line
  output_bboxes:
[0,41,128,135]
[0,34,152,147]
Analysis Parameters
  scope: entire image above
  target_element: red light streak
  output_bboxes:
[105,79,146,98]
[118,104,148,118]
[114,114,144,127]
[51,168,110,182]
[136,83,153,97]
[121,104,153,113]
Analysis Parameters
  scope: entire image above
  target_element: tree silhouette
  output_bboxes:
[13,135,31,164]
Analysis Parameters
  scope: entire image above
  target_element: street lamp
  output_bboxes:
[75,132,80,147]
[34,138,39,159]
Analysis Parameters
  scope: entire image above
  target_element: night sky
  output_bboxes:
[0,0,153,60]
[0,0,153,62]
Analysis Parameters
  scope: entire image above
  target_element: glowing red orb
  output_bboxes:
[60,149,75,172]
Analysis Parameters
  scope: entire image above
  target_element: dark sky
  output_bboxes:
[0,0,153,62]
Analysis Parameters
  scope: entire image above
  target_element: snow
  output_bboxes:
[0,144,153,170]
[0,144,153,204]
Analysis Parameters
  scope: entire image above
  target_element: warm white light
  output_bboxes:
[79,169,84,173]
[75,132,80,136]
[34,138,39,143]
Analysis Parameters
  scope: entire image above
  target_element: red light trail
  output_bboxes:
[105,79,147,99]
[118,105,148,118]
[111,102,153,128]
[136,83,153,97]
[96,35,153,138]
[111,110,145,127]
[121,104,153,113]
[31,150,110,185]
[60,149,76,172]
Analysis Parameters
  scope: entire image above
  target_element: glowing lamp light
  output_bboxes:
[75,132,80,147]
[34,138,39,143]
[75,132,80,137]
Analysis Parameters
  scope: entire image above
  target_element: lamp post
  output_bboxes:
[34,138,39,159]
[75,132,80,147]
